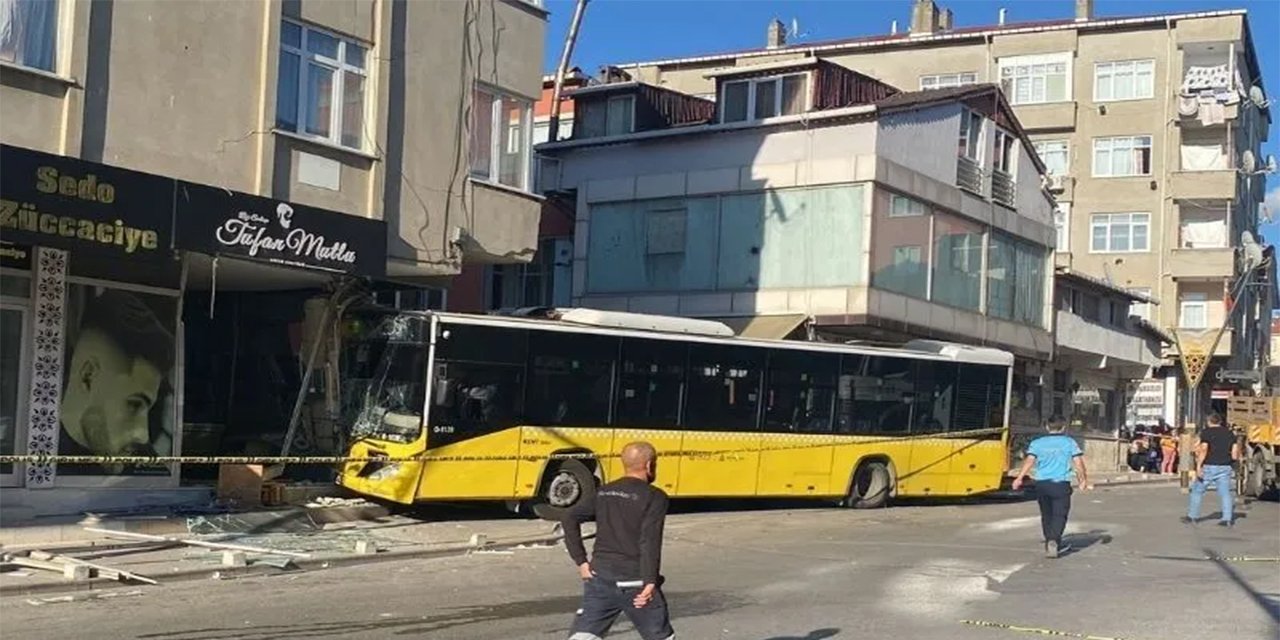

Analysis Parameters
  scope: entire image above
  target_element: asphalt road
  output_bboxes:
[4,485,1277,640]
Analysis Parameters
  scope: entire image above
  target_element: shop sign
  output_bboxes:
[0,145,174,258]
[175,182,385,276]
[0,240,32,269]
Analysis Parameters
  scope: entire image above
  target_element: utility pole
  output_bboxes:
[547,0,589,143]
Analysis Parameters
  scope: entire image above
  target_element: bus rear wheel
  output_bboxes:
[531,460,597,521]
[846,461,892,509]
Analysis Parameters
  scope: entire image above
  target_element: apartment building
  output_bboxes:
[539,63,1058,432]
[0,0,546,516]
[609,0,1273,423]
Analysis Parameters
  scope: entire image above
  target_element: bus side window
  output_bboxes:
[763,350,837,434]
[955,364,1006,430]
[615,338,686,429]
[684,344,764,432]
[432,324,528,435]
[912,361,958,434]
[525,330,617,427]
[840,355,914,434]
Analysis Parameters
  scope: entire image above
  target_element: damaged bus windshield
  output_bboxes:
[350,314,429,443]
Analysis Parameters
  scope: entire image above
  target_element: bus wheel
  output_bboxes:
[846,461,892,509]
[532,460,596,521]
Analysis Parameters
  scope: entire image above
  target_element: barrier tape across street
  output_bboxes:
[0,427,1005,466]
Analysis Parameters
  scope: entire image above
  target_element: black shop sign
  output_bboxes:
[0,144,174,258]
[175,181,386,277]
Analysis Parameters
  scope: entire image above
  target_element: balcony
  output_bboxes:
[1170,169,1237,200]
[992,169,1016,209]
[1169,247,1234,279]
[1056,311,1160,373]
[957,156,982,195]
[1008,102,1076,131]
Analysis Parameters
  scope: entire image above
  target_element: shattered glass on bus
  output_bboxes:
[348,313,429,442]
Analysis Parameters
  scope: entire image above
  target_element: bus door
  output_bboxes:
[417,323,525,500]
[609,338,687,493]
[756,351,838,496]
[676,344,764,497]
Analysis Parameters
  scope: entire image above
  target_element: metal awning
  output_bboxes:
[707,314,809,340]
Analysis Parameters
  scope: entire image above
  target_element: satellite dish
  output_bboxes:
[1267,155,1278,174]
[1249,85,1270,108]
[1242,149,1257,173]
[1242,230,1264,271]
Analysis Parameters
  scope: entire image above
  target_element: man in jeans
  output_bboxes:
[1182,414,1241,527]
[562,442,674,640]
[1012,418,1090,559]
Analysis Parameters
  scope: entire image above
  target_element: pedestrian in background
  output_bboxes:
[562,441,674,640]
[1160,428,1179,475]
[1182,414,1241,527]
[1012,418,1091,559]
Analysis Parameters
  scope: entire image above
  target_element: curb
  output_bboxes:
[1,532,565,599]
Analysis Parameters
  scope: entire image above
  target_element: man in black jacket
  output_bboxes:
[562,441,673,640]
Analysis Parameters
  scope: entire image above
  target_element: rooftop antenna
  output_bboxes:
[788,17,809,40]
[998,8,1007,25]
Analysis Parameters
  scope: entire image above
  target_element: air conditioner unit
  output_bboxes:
[1047,174,1068,191]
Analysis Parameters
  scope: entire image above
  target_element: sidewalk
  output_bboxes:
[0,511,569,598]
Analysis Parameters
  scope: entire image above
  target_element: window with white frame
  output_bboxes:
[1093,135,1153,177]
[958,109,983,160]
[993,129,1016,174]
[469,85,532,190]
[1094,60,1155,102]
[0,0,58,72]
[1127,287,1152,322]
[532,118,574,145]
[1034,140,1070,175]
[998,53,1071,105]
[1179,292,1208,329]
[920,72,977,90]
[276,20,368,149]
[889,194,927,217]
[720,74,808,123]
[1090,212,1150,253]
[1054,203,1071,252]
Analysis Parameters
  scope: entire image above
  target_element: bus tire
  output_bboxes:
[531,460,597,521]
[845,460,892,509]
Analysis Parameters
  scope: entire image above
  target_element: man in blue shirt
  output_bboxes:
[1012,418,1091,558]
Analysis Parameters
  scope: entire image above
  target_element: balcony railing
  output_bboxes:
[957,156,982,195]
[992,168,1016,208]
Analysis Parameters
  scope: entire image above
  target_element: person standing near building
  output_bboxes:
[562,442,674,640]
[1182,414,1241,527]
[1012,418,1091,559]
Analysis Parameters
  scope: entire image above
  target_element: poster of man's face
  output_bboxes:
[59,285,177,475]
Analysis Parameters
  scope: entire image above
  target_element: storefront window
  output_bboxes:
[58,283,178,476]
[0,272,30,479]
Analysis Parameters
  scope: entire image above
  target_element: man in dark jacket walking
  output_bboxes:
[562,441,673,640]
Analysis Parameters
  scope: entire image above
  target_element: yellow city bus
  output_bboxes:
[338,309,1013,517]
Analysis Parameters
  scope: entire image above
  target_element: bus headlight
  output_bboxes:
[366,462,403,481]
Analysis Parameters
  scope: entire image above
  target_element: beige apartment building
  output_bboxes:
[0,0,546,516]
[609,0,1273,422]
